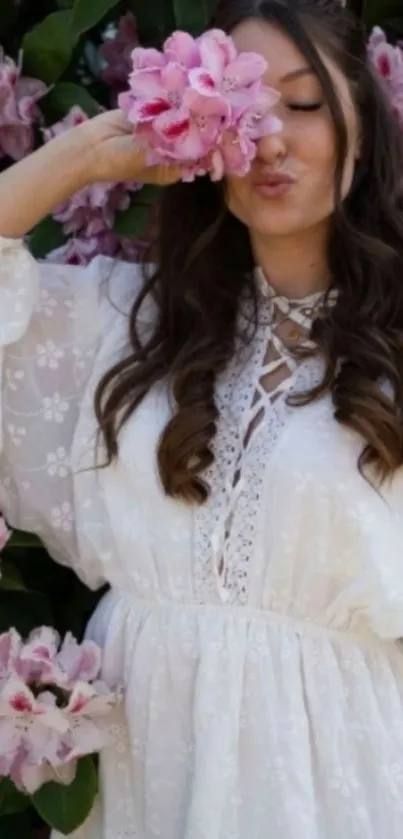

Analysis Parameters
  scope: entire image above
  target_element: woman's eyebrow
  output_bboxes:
[280,68,315,83]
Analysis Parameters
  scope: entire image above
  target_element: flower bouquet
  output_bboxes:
[119,28,282,181]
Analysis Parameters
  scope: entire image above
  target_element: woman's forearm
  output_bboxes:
[0,127,92,239]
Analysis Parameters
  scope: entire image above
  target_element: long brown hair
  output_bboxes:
[95,0,403,501]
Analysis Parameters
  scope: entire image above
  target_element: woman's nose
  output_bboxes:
[255,127,287,167]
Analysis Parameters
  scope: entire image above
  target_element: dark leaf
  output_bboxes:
[71,0,123,38]
[29,218,66,260]
[0,811,33,839]
[0,591,53,635]
[0,779,30,817]
[42,83,102,121]
[134,0,176,45]
[22,11,76,84]
[173,0,218,34]
[114,186,160,236]
[32,757,98,835]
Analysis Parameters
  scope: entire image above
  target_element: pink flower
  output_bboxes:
[164,30,201,69]
[190,29,268,112]
[0,628,121,793]
[16,626,60,683]
[367,28,403,127]
[47,231,122,266]
[119,27,281,180]
[0,50,47,160]
[100,12,139,90]
[51,633,101,688]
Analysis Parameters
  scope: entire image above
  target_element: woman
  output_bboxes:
[1,0,403,836]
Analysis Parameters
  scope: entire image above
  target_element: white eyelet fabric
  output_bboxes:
[2,237,403,839]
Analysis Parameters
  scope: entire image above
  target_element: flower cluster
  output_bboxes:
[119,28,281,181]
[0,50,47,161]
[0,627,121,794]
[367,27,403,126]
[44,107,142,265]
[100,11,139,91]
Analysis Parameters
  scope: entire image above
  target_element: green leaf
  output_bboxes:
[42,82,102,122]
[135,0,176,45]
[32,756,98,835]
[0,559,27,592]
[0,780,29,817]
[29,217,66,260]
[22,11,76,84]
[0,591,53,636]
[71,0,122,38]
[114,186,160,236]
[173,0,218,34]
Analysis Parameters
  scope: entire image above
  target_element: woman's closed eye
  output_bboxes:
[287,102,324,112]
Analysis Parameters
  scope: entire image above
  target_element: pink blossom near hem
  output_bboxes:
[0,627,122,794]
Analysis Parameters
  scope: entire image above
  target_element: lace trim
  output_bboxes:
[194,273,333,605]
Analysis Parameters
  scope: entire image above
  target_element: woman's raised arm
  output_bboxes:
[0,110,182,239]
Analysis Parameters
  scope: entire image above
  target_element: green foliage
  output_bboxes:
[32,757,98,835]
[22,11,76,83]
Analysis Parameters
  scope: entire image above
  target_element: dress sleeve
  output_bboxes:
[0,236,146,589]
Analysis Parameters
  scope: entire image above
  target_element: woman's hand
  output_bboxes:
[0,108,182,240]
[78,109,183,187]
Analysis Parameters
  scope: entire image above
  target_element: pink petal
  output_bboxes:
[153,105,191,145]
[0,715,21,760]
[18,626,60,682]
[0,677,36,713]
[0,629,21,678]
[164,31,200,69]
[130,46,166,71]
[127,68,166,101]
[197,29,237,80]
[188,67,219,97]
[160,62,189,99]
[56,634,101,686]
[61,716,110,759]
[132,97,171,123]
[224,53,268,89]
[11,751,50,794]
[0,124,33,159]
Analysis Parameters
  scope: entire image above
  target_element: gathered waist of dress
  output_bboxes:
[100,587,397,651]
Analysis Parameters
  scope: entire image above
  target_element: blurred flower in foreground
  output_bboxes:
[0,627,121,794]
[100,12,139,91]
[0,49,47,160]
[367,27,403,127]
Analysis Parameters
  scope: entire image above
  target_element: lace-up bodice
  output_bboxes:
[195,268,336,605]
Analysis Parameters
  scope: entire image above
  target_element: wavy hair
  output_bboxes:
[94,0,403,501]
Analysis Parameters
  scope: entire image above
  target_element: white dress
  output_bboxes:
[2,235,403,839]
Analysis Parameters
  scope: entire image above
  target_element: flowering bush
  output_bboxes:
[0,0,402,836]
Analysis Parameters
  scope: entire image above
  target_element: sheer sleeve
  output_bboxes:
[0,236,146,589]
